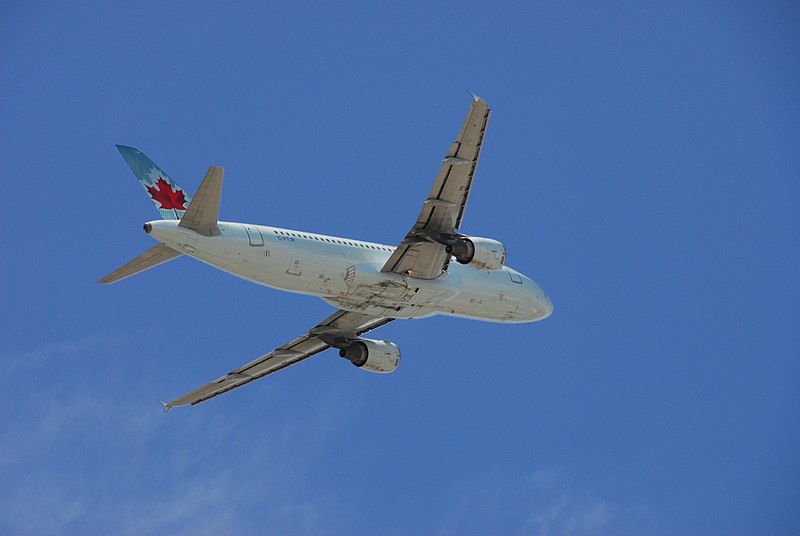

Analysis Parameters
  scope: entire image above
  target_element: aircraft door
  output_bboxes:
[506,268,523,284]
[243,225,264,246]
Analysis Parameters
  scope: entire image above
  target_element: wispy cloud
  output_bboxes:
[435,466,656,536]
[0,334,115,374]
[0,335,350,535]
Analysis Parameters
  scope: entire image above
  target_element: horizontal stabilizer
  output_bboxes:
[178,166,224,236]
[97,243,182,284]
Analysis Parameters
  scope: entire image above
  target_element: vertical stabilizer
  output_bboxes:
[116,145,193,220]
[178,166,224,236]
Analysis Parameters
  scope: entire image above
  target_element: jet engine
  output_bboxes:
[339,338,401,373]
[446,237,506,271]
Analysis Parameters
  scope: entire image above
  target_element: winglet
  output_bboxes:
[466,89,483,102]
[157,399,172,413]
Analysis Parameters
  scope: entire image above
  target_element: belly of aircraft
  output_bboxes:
[323,267,526,322]
[171,226,535,322]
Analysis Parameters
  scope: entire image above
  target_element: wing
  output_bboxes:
[381,94,491,280]
[162,310,392,409]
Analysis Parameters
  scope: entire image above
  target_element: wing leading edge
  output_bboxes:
[381,94,491,280]
[162,310,392,409]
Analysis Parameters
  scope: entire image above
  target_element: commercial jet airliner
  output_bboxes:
[99,95,553,410]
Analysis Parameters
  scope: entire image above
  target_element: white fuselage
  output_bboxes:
[147,220,553,323]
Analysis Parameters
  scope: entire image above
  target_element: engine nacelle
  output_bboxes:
[446,236,506,271]
[339,338,401,374]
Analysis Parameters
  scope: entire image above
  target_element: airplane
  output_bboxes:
[99,94,553,411]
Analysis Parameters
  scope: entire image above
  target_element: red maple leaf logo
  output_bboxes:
[146,177,187,211]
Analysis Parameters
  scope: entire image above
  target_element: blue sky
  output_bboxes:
[1,1,798,534]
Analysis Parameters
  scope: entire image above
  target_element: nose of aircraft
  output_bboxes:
[540,291,554,319]
[526,279,553,321]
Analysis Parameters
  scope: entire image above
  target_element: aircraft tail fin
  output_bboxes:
[97,243,182,284]
[116,145,193,220]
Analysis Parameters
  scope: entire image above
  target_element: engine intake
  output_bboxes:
[446,237,506,271]
[339,338,400,373]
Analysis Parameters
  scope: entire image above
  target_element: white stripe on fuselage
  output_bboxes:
[146,220,551,323]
